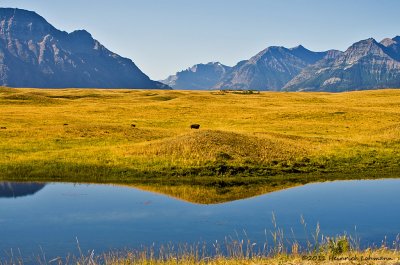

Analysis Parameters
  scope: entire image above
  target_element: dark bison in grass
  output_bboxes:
[190,124,200,129]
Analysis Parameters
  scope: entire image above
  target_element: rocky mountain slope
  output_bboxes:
[163,37,400,92]
[214,45,328,91]
[0,8,169,89]
[161,62,231,90]
[164,45,328,91]
[284,38,400,91]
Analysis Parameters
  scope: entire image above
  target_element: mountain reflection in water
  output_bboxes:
[0,182,46,198]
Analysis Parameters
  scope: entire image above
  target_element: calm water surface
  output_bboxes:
[0,179,399,260]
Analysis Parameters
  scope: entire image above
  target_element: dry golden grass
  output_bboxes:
[1,87,400,201]
[106,251,400,265]
[130,129,309,166]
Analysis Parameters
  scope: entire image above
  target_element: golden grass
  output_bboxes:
[130,129,309,166]
[1,87,400,202]
[70,232,400,265]
[105,251,400,265]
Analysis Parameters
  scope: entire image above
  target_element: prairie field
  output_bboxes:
[0,87,400,202]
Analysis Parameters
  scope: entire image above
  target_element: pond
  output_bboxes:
[0,179,399,262]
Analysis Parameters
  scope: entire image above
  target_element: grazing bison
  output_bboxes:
[0,127,6,129]
[190,124,200,129]
[131,124,136,128]
[63,124,68,126]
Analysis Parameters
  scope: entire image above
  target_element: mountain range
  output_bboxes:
[0,8,169,89]
[1,8,399,92]
[162,37,400,92]
[284,38,400,91]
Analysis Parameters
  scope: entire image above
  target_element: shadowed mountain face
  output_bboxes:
[284,37,400,91]
[381,36,400,61]
[0,8,170,89]
[0,182,45,198]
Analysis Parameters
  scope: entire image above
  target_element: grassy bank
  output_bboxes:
[104,250,400,265]
[4,233,399,265]
[1,88,400,202]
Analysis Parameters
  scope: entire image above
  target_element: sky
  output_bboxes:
[0,0,400,80]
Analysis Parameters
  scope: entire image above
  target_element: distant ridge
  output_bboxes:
[284,37,400,91]
[161,62,231,90]
[0,8,170,89]
[213,45,329,91]
[162,37,400,92]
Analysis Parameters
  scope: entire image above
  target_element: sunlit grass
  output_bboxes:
[0,87,400,202]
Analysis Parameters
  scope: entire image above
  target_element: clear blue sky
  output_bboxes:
[1,0,400,80]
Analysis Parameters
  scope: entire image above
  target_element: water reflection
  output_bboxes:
[0,182,46,198]
[0,180,399,261]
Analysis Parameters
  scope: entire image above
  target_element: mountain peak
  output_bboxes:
[345,38,382,57]
[161,62,230,90]
[359,38,378,45]
[290,44,307,51]
[344,38,377,49]
[207,61,223,65]
[249,46,287,62]
[0,7,58,40]
[0,7,169,89]
[290,45,317,55]
[348,38,378,48]
[188,62,228,72]
[381,38,396,47]
[289,45,328,65]
[70,29,92,38]
[0,8,53,29]
[265,46,287,53]
[0,7,41,19]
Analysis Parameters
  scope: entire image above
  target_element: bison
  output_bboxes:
[190,124,200,129]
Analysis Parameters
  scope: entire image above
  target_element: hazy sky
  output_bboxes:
[1,0,400,80]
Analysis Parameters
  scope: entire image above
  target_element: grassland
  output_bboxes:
[0,87,400,203]
[31,248,400,265]
[103,249,400,265]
